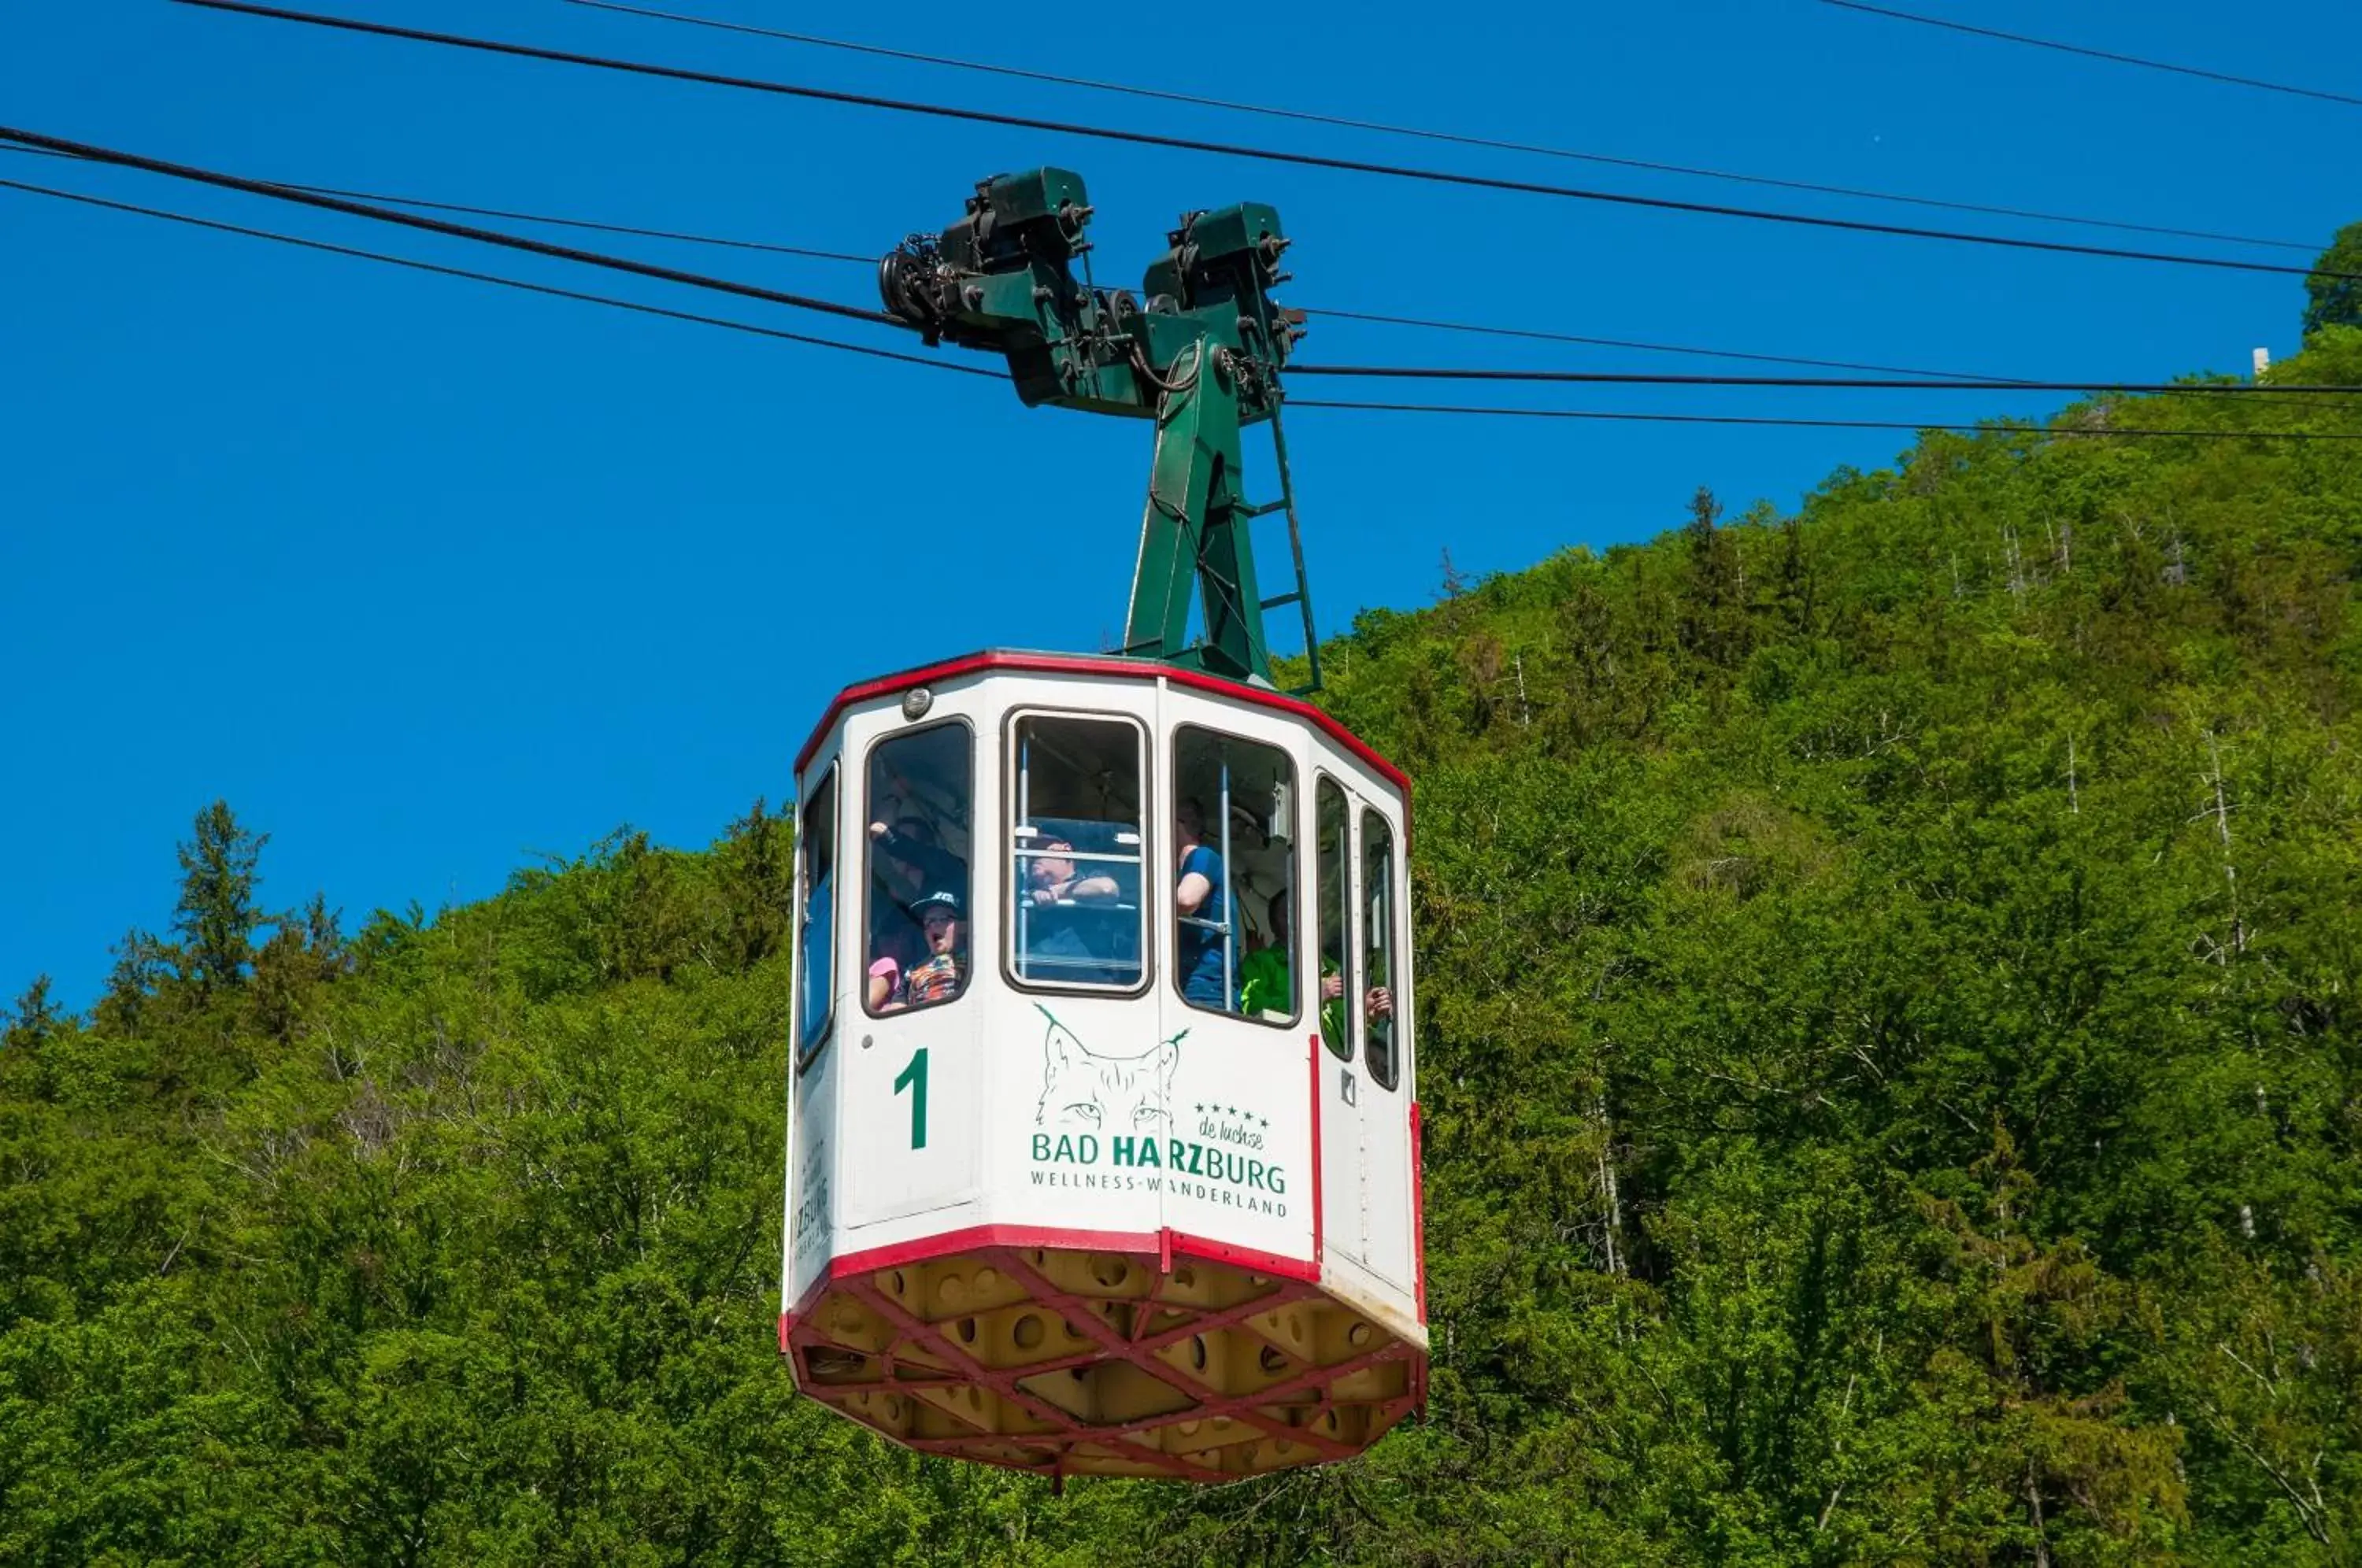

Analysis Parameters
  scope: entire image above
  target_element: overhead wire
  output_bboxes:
[0,141,872,262]
[0,124,904,328]
[168,0,2362,287]
[1816,0,2362,111]
[562,0,2316,254]
[0,139,2053,384]
[1289,398,2362,442]
[9,177,2353,446]
[0,176,994,376]
[1297,309,2029,383]
[9,172,2352,445]
[1287,364,2362,397]
[14,124,2353,411]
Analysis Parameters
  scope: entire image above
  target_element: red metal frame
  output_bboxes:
[828,1223,1160,1281]
[1409,1100,1427,1325]
[1308,1036,1325,1267]
[787,1232,1419,1481]
[779,1038,1401,1478]
[794,649,1411,798]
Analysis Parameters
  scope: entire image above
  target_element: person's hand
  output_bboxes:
[868,821,889,840]
[1320,973,1344,1001]
[1031,886,1056,908]
[1366,986,1394,1019]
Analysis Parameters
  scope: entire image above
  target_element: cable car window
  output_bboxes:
[795,766,837,1065]
[863,722,974,1017]
[1172,728,1298,1025]
[1315,777,1352,1060]
[1361,808,1401,1090]
[1009,713,1146,992]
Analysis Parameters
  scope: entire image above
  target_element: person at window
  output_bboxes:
[1021,834,1127,986]
[1238,890,1294,1016]
[868,814,968,987]
[1313,938,1392,1048]
[1025,836,1120,908]
[1174,797,1241,1009]
[1321,971,1394,1023]
[870,814,964,905]
[868,889,966,1011]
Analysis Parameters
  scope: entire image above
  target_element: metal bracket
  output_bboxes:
[879,169,1314,687]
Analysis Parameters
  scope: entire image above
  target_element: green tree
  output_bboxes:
[2302,219,2362,338]
[246,893,347,1041]
[3,976,57,1049]
[92,927,165,1034]
[170,799,265,991]
[7,333,2362,1563]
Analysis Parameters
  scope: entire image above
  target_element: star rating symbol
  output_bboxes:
[1188,1104,1268,1126]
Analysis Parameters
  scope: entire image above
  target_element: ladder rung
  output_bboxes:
[1259,592,1302,611]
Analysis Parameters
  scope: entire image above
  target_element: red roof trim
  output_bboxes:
[1163,1229,1321,1285]
[792,649,1408,796]
[823,1222,1158,1281]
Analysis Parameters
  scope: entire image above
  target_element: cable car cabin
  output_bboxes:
[781,650,1426,1481]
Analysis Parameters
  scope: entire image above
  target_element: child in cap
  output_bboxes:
[871,889,968,1011]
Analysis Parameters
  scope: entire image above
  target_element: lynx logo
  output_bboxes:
[1033,1004,1183,1136]
[1025,1007,1287,1214]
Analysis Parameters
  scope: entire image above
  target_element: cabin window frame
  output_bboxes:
[1360,804,1404,1092]
[1315,773,1355,1062]
[1169,724,1301,1030]
[859,717,978,1023]
[1001,706,1154,1000]
[793,761,839,1073]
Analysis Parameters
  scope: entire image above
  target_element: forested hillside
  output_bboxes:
[7,327,2362,1566]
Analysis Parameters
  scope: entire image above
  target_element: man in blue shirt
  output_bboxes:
[1020,832,1133,986]
[1172,798,1240,1009]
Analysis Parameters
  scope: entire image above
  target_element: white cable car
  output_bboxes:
[780,172,1425,1481]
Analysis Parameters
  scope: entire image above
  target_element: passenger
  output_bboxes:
[1321,971,1394,1021]
[1020,834,1127,986]
[868,814,968,997]
[1313,935,1391,1048]
[869,814,964,904]
[868,889,967,1012]
[1024,835,1120,908]
[1173,797,1242,1009]
[1237,890,1294,1016]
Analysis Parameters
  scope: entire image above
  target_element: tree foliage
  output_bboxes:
[5,344,2362,1562]
[171,798,267,992]
[2305,220,2362,339]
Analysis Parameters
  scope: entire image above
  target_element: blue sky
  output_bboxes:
[2,0,2352,1007]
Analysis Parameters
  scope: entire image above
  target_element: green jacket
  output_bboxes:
[1237,947,1292,1015]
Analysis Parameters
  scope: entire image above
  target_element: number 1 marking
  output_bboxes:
[894,1047,929,1149]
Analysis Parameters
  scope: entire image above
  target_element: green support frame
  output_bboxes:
[878,170,1316,690]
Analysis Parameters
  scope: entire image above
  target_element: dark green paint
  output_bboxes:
[894,1045,928,1150]
[880,169,1309,685]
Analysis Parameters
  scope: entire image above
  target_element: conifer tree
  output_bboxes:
[172,800,267,992]
[5,974,57,1048]
[1680,484,1746,664]
[716,797,794,966]
[94,927,165,1034]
